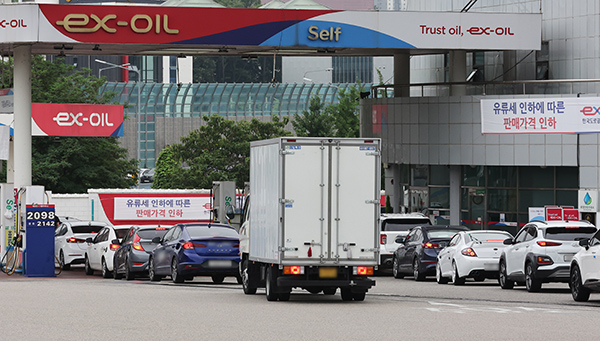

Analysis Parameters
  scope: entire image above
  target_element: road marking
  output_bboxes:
[425,301,579,314]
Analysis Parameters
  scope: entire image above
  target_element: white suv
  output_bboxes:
[569,228,600,301]
[499,220,597,292]
[379,213,432,270]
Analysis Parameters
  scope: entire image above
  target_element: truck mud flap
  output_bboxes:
[277,277,375,289]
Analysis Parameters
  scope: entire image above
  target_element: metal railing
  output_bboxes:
[371,79,600,99]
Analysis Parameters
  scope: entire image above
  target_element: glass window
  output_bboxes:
[556,167,578,188]
[185,226,239,238]
[411,165,428,186]
[430,166,449,186]
[115,228,129,240]
[514,228,528,243]
[468,231,512,242]
[162,227,176,242]
[524,226,537,241]
[487,189,517,212]
[427,229,464,239]
[556,190,577,207]
[429,187,449,209]
[519,166,553,188]
[138,229,169,240]
[487,167,517,187]
[545,227,596,241]
[382,218,432,231]
[449,234,460,246]
[463,166,485,186]
[72,224,104,234]
[590,231,600,247]
[519,190,554,212]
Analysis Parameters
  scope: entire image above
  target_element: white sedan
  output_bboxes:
[55,221,108,269]
[84,225,131,278]
[436,230,513,285]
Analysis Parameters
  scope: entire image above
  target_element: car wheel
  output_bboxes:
[340,288,353,301]
[498,259,514,289]
[211,275,225,284]
[570,264,591,302]
[84,255,94,275]
[101,258,112,278]
[413,258,425,281]
[323,287,337,295]
[59,251,70,270]
[171,258,184,283]
[436,263,449,284]
[525,262,542,292]
[124,259,135,281]
[148,257,161,282]
[393,256,404,279]
[265,266,279,301]
[452,263,465,285]
[240,258,257,295]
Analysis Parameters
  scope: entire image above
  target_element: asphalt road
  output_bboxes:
[2,267,599,340]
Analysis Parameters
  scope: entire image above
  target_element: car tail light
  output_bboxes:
[461,248,477,257]
[182,242,195,249]
[353,266,374,275]
[67,237,85,243]
[380,234,387,245]
[537,256,553,264]
[233,244,239,248]
[155,227,167,230]
[565,226,580,229]
[193,242,206,248]
[284,265,304,275]
[110,243,120,251]
[132,234,145,251]
[423,242,439,249]
[537,241,562,247]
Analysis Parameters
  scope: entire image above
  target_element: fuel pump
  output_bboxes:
[211,181,236,227]
[20,186,55,277]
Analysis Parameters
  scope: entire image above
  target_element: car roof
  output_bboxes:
[527,220,596,229]
[67,221,108,227]
[176,222,235,229]
[381,213,429,220]
[421,225,469,231]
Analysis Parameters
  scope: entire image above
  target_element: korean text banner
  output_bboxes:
[114,197,211,220]
[481,97,600,134]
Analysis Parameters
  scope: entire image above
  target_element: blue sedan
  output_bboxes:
[148,223,241,284]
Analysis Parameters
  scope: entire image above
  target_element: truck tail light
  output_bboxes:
[380,234,387,245]
[353,266,374,275]
[284,266,304,275]
[537,241,562,247]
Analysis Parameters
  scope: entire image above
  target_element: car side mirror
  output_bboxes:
[503,238,513,245]
[395,236,405,244]
[111,239,120,245]
[86,237,93,243]
[152,236,162,243]
[579,239,590,248]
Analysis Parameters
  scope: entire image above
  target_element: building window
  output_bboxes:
[536,41,549,80]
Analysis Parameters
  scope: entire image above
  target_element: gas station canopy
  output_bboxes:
[0,4,541,57]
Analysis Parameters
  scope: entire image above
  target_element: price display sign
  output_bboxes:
[26,204,56,228]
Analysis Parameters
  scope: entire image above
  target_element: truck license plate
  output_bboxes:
[319,267,337,279]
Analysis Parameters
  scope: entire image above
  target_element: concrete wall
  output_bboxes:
[50,193,91,221]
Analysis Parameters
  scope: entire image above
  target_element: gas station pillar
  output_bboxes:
[393,53,410,98]
[13,44,32,189]
[449,50,467,96]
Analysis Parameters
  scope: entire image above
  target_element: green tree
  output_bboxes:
[327,85,362,138]
[292,96,335,137]
[153,115,289,189]
[0,56,138,193]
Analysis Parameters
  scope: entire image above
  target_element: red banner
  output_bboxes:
[31,103,124,137]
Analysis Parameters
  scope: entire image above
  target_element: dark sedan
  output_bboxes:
[148,223,241,284]
[392,225,469,281]
[112,225,170,280]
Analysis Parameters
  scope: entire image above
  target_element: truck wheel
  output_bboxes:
[340,288,353,301]
[241,259,257,295]
[265,266,279,301]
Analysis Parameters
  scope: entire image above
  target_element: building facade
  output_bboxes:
[361,0,600,233]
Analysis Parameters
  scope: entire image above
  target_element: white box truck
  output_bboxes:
[239,137,380,301]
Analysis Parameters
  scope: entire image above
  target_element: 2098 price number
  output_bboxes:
[26,209,56,227]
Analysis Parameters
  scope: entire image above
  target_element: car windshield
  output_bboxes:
[186,226,239,239]
[71,225,104,234]
[544,226,596,241]
[382,219,431,231]
[468,232,511,242]
[427,229,463,239]
[138,229,168,240]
